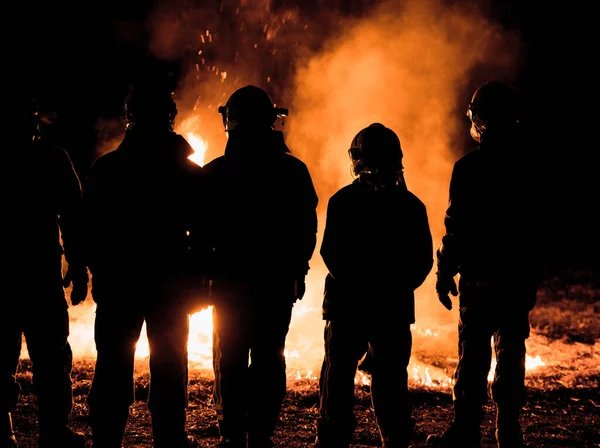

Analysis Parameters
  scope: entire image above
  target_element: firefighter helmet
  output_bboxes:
[218,85,288,132]
[349,123,403,179]
[467,80,519,142]
[124,83,177,130]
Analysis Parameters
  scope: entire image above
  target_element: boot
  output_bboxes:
[496,407,525,448]
[89,407,129,448]
[314,419,353,448]
[426,402,482,448]
[151,409,189,448]
[6,413,18,448]
[380,417,415,448]
[426,423,481,448]
[38,427,86,448]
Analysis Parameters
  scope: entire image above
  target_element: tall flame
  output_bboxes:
[187,133,207,167]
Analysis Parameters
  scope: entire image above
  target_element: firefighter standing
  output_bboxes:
[83,81,205,448]
[2,95,88,448]
[426,81,541,448]
[203,85,318,448]
[314,123,434,448]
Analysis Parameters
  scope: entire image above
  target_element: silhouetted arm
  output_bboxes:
[436,163,464,279]
[409,200,434,290]
[79,159,103,271]
[56,147,85,267]
[320,194,351,281]
[297,163,319,275]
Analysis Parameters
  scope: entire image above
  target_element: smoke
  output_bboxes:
[66,0,521,374]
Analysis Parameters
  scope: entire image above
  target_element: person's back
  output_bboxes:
[85,126,201,278]
[441,139,538,292]
[3,95,87,448]
[204,85,318,448]
[315,123,433,448]
[203,129,317,283]
[427,81,541,448]
[8,139,82,277]
[321,179,432,321]
[83,82,203,448]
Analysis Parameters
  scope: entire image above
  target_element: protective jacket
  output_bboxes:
[320,179,433,322]
[82,127,204,289]
[6,139,83,291]
[202,129,318,287]
[437,134,541,309]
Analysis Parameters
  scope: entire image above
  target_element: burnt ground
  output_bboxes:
[11,269,600,448]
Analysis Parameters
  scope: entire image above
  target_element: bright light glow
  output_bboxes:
[187,133,207,166]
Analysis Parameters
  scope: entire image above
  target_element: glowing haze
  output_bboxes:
[24,0,525,383]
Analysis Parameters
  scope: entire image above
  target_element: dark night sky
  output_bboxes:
[15,0,598,271]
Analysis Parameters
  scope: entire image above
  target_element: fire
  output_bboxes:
[186,133,208,167]
[174,116,209,168]
[133,307,214,369]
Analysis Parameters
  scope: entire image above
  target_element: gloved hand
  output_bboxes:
[294,276,307,301]
[435,274,458,310]
[63,265,89,305]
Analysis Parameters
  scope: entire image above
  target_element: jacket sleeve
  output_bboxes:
[56,148,85,267]
[296,163,319,276]
[409,201,434,290]
[320,194,349,281]
[436,162,464,278]
[79,159,103,270]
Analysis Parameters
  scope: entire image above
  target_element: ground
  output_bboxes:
[11,269,600,447]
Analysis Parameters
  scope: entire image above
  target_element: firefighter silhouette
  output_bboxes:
[3,94,88,448]
[426,81,542,448]
[203,85,318,448]
[82,79,205,448]
[315,123,434,448]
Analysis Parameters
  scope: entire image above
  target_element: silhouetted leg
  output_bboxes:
[491,311,529,448]
[88,305,144,448]
[212,302,251,443]
[452,307,493,425]
[427,305,492,448]
[1,309,22,447]
[316,319,367,448]
[24,305,77,444]
[146,303,190,448]
[246,300,294,444]
[370,322,413,448]
[427,307,493,447]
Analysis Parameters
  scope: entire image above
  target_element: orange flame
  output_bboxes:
[187,133,208,167]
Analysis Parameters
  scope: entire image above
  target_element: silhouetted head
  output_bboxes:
[349,123,405,188]
[218,85,288,134]
[467,80,519,143]
[124,83,177,131]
